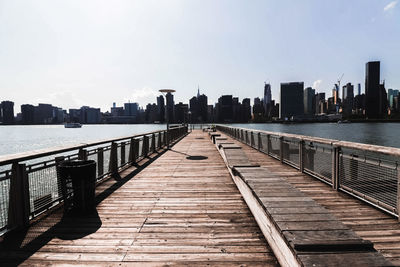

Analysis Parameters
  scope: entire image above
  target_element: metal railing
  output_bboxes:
[188,124,215,130]
[0,125,188,235]
[216,125,400,220]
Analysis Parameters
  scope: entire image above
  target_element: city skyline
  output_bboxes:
[1,1,399,113]
[2,60,399,124]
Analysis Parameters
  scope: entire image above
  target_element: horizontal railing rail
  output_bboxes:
[216,124,400,220]
[188,124,215,130]
[0,125,188,235]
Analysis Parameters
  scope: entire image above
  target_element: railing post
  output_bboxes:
[250,132,255,147]
[78,148,87,160]
[151,133,156,153]
[158,133,162,149]
[121,142,126,165]
[109,142,118,175]
[132,138,139,164]
[8,162,30,230]
[128,138,134,163]
[299,140,304,172]
[97,148,104,176]
[163,131,167,147]
[332,146,340,190]
[258,132,262,151]
[245,131,249,144]
[142,135,149,157]
[279,136,284,163]
[266,134,271,155]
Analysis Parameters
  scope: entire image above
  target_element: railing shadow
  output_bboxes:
[0,142,174,266]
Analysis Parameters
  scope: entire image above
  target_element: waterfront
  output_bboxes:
[0,124,166,157]
[230,123,400,148]
[1,123,400,157]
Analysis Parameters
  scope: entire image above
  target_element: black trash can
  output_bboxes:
[58,160,96,214]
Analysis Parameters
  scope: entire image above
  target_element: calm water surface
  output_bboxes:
[230,123,400,149]
[0,124,166,157]
[1,123,400,157]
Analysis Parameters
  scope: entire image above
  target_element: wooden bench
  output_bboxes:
[232,166,392,267]
[212,132,392,266]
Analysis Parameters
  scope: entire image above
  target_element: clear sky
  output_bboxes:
[0,0,399,113]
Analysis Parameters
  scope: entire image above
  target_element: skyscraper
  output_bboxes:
[241,98,251,122]
[263,83,272,116]
[124,102,139,117]
[166,92,175,123]
[157,95,165,123]
[217,95,233,122]
[303,87,315,115]
[0,101,14,124]
[280,82,304,119]
[342,83,354,116]
[21,104,35,124]
[365,61,381,118]
[189,88,208,123]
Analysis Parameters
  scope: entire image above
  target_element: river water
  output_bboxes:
[0,123,400,157]
[0,124,166,157]
[229,123,400,149]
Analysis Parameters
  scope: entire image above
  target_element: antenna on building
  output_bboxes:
[197,85,200,98]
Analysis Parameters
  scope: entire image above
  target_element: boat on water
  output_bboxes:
[64,123,82,128]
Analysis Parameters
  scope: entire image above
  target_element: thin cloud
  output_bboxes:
[384,1,397,12]
[312,80,323,91]
[127,87,159,106]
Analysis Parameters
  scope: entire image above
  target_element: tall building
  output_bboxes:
[124,102,139,117]
[387,89,399,109]
[280,82,304,119]
[166,92,175,123]
[174,102,189,123]
[315,93,326,114]
[156,95,165,123]
[145,103,158,123]
[263,83,272,116]
[80,106,101,124]
[342,83,354,116]
[0,101,15,124]
[253,97,263,115]
[217,95,233,122]
[358,83,361,96]
[241,98,251,122]
[21,104,35,124]
[379,83,388,115]
[34,103,53,124]
[303,87,315,115]
[365,61,382,118]
[189,88,208,123]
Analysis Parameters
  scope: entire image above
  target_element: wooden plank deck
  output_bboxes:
[0,130,278,266]
[221,132,400,266]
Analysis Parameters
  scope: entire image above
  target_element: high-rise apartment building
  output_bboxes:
[166,92,175,123]
[342,83,354,116]
[0,101,15,124]
[280,82,304,119]
[303,87,315,115]
[365,61,382,118]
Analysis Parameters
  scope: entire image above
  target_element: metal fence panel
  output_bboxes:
[339,149,398,210]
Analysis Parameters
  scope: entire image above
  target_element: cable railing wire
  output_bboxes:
[216,124,400,218]
[0,125,188,234]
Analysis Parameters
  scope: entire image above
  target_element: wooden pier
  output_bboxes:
[1,128,400,266]
[0,130,278,266]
